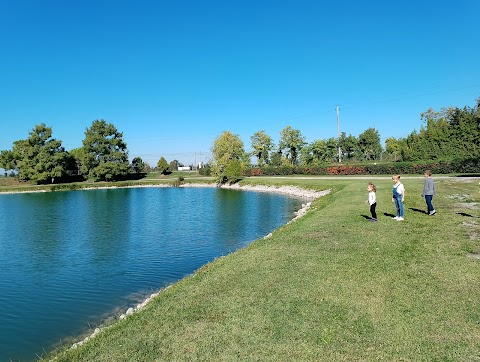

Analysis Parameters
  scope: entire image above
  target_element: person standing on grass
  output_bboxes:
[422,170,436,215]
[392,175,405,221]
[366,182,378,221]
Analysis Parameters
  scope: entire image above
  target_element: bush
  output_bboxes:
[245,158,480,176]
[249,168,263,176]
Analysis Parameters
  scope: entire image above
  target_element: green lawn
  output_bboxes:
[46,177,480,361]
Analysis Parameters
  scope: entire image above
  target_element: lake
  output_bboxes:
[0,187,304,361]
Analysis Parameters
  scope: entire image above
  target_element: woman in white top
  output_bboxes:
[392,175,405,220]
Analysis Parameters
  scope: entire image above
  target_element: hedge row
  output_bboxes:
[245,158,480,176]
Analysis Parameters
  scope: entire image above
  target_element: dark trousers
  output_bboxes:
[370,202,377,219]
[425,195,434,212]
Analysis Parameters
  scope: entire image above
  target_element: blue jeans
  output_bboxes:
[425,195,434,213]
[394,197,404,217]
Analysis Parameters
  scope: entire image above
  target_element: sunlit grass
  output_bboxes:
[37,176,480,360]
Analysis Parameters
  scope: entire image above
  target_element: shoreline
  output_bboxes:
[1,174,478,196]
[0,181,330,199]
[45,182,330,355]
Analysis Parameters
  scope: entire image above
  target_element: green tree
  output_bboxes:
[358,128,382,161]
[401,100,480,161]
[420,104,480,159]
[251,130,273,166]
[69,147,85,175]
[269,150,283,167]
[211,131,247,184]
[10,124,70,183]
[301,139,329,166]
[131,157,145,173]
[225,159,242,181]
[157,157,169,174]
[0,150,16,173]
[300,144,314,166]
[384,137,402,161]
[278,126,306,165]
[339,132,358,160]
[449,102,480,158]
[325,138,340,163]
[80,120,130,181]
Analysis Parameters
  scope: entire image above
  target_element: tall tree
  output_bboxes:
[251,130,273,166]
[157,157,169,174]
[211,131,247,184]
[10,124,70,183]
[402,100,480,161]
[339,132,358,160]
[450,101,480,157]
[278,126,305,165]
[80,120,130,181]
[358,128,382,161]
[325,138,340,163]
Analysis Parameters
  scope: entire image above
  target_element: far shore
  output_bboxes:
[0,181,331,199]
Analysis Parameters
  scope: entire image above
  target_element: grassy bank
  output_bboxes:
[48,177,480,361]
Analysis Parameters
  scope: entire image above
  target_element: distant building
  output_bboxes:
[178,166,191,171]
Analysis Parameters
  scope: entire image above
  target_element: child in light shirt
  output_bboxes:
[367,182,377,221]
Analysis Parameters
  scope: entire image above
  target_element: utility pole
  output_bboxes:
[336,105,341,163]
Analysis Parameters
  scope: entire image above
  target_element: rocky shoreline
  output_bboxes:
[86,182,331,200]
[183,182,330,198]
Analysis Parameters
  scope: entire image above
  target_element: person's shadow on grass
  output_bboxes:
[383,212,395,218]
[361,214,372,220]
[457,212,479,218]
[409,207,428,214]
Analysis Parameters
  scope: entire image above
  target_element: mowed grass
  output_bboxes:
[49,177,480,361]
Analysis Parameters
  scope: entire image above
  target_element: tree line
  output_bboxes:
[0,119,193,184]
[0,120,138,183]
[385,101,480,162]
[210,98,480,183]
[1,98,478,184]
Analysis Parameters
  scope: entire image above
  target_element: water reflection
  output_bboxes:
[0,187,303,361]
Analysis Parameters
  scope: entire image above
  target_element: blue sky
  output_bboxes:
[1,0,479,166]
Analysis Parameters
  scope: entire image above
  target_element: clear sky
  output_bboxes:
[1,0,479,166]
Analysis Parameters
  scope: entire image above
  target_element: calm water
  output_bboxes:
[0,187,304,361]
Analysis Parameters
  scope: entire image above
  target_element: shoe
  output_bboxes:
[370,218,378,222]
[429,210,436,215]
[396,217,404,221]
[392,216,399,220]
